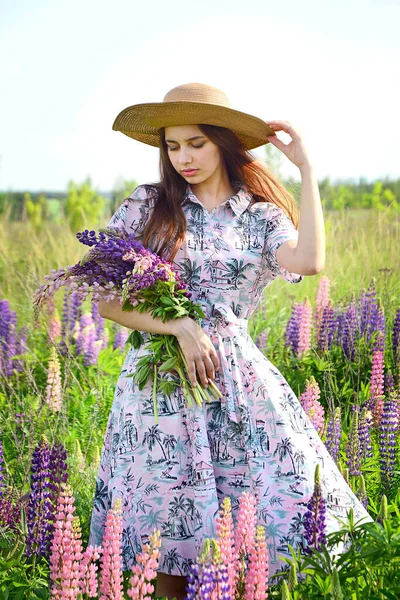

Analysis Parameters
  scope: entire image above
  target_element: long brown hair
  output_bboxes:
[141,124,300,262]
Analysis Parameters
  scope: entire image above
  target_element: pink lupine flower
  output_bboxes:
[49,484,84,600]
[370,348,385,427]
[234,492,257,593]
[300,376,325,436]
[215,496,235,597]
[315,276,330,345]
[127,528,161,599]
[99,496,124,600]
[45,346,62,412]
[48,313,61,343]
[113,324,130,351]
[245,525,269,600]
[79,545,103,598]
[298,297,312,358]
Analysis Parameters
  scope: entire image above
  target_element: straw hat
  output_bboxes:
[112,82,274,150]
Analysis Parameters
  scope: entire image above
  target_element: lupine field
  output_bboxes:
[0,199,400,600]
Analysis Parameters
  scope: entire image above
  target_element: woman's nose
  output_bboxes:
[179,148,192,164]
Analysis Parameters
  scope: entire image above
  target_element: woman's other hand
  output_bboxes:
[265,120,312,170]
[170,317,220,388]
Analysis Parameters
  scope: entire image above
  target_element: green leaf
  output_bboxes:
[158,357,178,372]
[127,330,144,349]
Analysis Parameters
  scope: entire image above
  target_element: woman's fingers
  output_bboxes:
[265,120,302,140]
[195,356,209,388]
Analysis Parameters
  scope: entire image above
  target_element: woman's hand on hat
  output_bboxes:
[265,120,312,170]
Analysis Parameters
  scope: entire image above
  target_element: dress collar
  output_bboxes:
[183,181,253,217]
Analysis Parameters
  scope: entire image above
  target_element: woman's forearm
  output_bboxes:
[98,298,182,336]
[297,162,326,272]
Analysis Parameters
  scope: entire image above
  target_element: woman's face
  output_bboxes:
[164,124,225,185]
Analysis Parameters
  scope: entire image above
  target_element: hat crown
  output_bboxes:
[163,82,231,108]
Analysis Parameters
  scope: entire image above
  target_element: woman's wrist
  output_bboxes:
[298,161,314,176]
[169,316,196,338]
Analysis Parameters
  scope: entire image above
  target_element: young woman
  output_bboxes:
[88,83,372,599]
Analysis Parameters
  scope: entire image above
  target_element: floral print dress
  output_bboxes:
[88,183,372,578]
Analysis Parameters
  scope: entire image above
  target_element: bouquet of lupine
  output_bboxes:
[33,227,222,423]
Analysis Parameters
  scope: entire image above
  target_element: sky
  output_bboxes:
[1,0,399,192]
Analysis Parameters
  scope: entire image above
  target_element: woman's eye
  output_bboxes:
[168,143,205,151]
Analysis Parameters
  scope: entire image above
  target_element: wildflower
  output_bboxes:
[297,297,312,358]
[303,463,327,553]
[49,484,84,599]
[314,276,330,346]
[215,497,235,595]
[245,525,269,600]
[26,435,54,558]
[127,528,161,599]
[98,496,124,600]
[45,346,62,412]
[299,376,325,436]
[370,348,385,427]
[79,545,103,598]
[346,409,361,476]
[379,394,398,492]
[325,406,342,463]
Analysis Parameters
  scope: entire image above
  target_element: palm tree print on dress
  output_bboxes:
[163,494,203,542]
[186,205,206,251]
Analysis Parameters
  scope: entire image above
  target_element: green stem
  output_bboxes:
[153,362,158,424]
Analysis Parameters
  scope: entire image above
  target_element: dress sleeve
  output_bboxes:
[263,203,304,284]
[107,184,155,237]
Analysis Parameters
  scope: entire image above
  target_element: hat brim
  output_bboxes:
[112,101,273,150]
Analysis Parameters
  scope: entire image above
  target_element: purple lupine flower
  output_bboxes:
[69,291,83,331]
[392,307,400,366]
[384,371,395,398]
[0,299,18,377]
[379,394,399,493]
[0,435,4,496]
[14,325,28,373]
[113,323,129,351]
[45,441,69,550]
[285,302,303,355]
[74,312,104,366]
[26,435,55,558]
[199,563,217,599]
[214,563,231,600]
[341,300,358,362]
[358,406,373,459]
[58,290,71,355]
[333,307,346,347]
[33,227,191,313]
[314,276,330,347]
[369,348,385,427]
[303,463,327,553]
[74,313,93,356]
[325,407,342,463]
[185,562,202,599]
[346,409,361,476]
[298,298,312,358]
[359,280,379,344]
[255,329,268,352]
[0,487,23,531]
[373,305,386,353]
[317,301,336,353]
[356,474,368,510]
[91,300,105,339]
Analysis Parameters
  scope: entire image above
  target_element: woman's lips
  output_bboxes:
[181,169,198,176]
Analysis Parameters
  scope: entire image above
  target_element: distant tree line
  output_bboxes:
[0,171,399,231]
